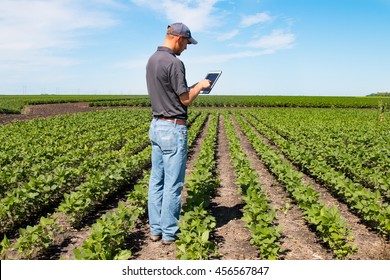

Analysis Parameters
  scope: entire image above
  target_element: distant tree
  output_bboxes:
[367,92,390,96]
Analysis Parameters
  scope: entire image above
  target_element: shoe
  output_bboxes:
[150,235,162,242]
[162,239,175,245]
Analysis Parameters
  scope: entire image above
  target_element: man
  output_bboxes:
[146,22,211,244]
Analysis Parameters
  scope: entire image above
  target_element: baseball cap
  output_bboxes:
[167,23,198,45]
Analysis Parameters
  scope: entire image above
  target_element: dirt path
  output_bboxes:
[210,115,259,259]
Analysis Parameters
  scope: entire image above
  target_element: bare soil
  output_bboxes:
[2,103,389,260]
[0,102,112,125]
[210,116,259,259]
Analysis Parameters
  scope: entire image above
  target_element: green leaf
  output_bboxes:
[201,230,210,243]
[1,235,11,254]
[114,250,132,260]
[177,244,187,253]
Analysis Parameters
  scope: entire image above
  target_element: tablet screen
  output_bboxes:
[201,71,222,94]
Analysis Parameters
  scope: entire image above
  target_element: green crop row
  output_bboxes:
[247,108,389,200]
[244,111,390,239]
[0,95,147,114]
[73,172,150,260]
[235,112,357,259]
[223,112,281,259]
[59,112,207,228]
[0,111,207,259]
[1,216,59,259]
[72,112,210,260]
[0,110,151,196]
[176,113,219,260]
[0,111,151,233]
[89,96,390,109]
[2,146,151,259]
[2,95,388,114]
[58,147,151,226]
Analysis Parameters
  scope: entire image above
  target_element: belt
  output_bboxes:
[156,117,186,126]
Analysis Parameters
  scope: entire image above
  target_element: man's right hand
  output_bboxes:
[199,79,212,89]
[180,79,212,106]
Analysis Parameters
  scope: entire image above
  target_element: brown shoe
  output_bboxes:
[150,235,162,242]
[162,239,175,245]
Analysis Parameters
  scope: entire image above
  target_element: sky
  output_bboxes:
[1,0,390,96]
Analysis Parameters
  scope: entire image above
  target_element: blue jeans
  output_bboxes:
[148,118,188,241]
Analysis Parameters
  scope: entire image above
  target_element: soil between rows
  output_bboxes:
[1,103,389,260]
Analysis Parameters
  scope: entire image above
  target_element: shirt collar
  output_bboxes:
[157,46,176,57]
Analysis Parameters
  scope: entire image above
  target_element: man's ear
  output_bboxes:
[175,35,182,43]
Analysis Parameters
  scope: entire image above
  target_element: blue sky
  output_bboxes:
[1,0,389,96]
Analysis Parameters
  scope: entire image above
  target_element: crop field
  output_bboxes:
[1,94,389,114]
[0,97,389,260]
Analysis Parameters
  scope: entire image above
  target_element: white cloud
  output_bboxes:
[0,0,118,65]
[232,30,295,51]
[240,12,273,28]
[199,29,295,64]
[131,0,221,32]
[247,30,295,50]
[217,29,240,41]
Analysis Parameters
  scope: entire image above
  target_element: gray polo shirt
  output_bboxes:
[146,46,189,120]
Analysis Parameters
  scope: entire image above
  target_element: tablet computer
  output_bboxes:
[200,70,222,94]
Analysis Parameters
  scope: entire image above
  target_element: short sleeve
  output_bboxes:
[170,60,189,96]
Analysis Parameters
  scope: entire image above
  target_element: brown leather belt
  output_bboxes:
[157,117,186,126]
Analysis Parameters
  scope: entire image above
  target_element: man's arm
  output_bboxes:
[179,79,211,106]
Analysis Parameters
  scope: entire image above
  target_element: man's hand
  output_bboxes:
[180,79,212,106]
[189,79,211,90]
[198,79,212,90]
